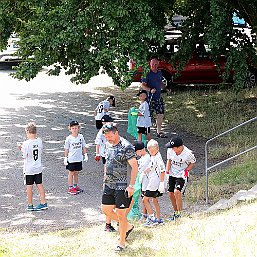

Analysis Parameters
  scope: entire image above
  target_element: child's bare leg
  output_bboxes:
[73,171,79,185]
[168,192,178,211]
[26,185,33,205]
[36,184,46,203]
[138,133,142,141]
[174,190,183,211]
[146,133,151,141]
[152,198,160,220]
[68,171,74,186]
[142,196,153,215]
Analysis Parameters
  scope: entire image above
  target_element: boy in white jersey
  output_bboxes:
[165,136,196,220]
[133,141,151,220]
[136,90,152,141]
[18,122,48,211]
[143,139,165,226]
[94,95,115,130]
[64,121,88,195]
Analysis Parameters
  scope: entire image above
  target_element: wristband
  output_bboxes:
[128,184,134,189]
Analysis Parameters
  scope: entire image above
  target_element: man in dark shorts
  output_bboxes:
[141,58,167,138]
[101,124,138,252]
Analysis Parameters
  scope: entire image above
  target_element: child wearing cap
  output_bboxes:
[94,95,115,130]
[136,90,152,141]
[165,136,196,220]
[64,121,88,195]
[132,141,151,220]
[94,115,116,232]
[143,139,166,226]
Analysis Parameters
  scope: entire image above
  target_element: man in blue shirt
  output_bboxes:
[141,58,167,138]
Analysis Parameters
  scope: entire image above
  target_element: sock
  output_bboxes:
[175,211,181,215]
[73,184,78,187]
[150,214,155,220]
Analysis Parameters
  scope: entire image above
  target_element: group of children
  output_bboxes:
[133,135,196,226]
[18,92,196,230]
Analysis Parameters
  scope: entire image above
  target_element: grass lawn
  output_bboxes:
[0,201,256,257]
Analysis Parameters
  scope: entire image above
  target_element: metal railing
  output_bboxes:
[205,116,257,204]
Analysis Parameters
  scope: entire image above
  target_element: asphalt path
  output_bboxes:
[0,69,207,232]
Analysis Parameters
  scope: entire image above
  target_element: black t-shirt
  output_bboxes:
[105,137,136,190]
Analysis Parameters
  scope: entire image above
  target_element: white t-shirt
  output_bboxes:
[167,146,196,178]
[95,128,108,157]
[64,134,86,163]
[146,152,165,191]
[22,138,43,175]
[138,153,151,191]
[136,101,152,128]
[95,100,110,120]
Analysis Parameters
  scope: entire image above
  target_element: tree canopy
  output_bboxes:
[0,0,256,89]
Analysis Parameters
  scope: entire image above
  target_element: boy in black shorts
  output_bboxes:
[64,121,88,195]
[18,122,48,211]
[143,139,166,226]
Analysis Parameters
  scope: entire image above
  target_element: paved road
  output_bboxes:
[0,69,207,232]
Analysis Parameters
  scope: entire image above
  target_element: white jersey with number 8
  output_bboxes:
[22,138,43,175]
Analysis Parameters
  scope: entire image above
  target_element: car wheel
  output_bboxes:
[244,70,257,88]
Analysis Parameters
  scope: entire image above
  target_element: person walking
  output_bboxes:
[18,122,48,211]
[95,115,116,232]
[142,139,166,226]
[165,135,196,220]
[101,124,138,252]
[141,58,167,138]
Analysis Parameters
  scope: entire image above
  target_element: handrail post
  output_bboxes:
[205,141,209,204]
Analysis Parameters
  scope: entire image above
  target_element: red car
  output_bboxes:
[130,47,257,88]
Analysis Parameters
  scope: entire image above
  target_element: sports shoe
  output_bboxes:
[167,212,181,221]
[104,224,116,232]
[27,205,34,211]
[68,187,77,195]
[34,203,48,211]
[144,217,159,227]
[75,186,83,193]
[139,214,148,221]
[158,218,164,225]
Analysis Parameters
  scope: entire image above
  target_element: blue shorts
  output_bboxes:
[149,97,165,115]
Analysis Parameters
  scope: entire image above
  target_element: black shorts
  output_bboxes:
[137,127,150,135]
[25,173,42,185]
[102,157,106,165]
[149,97,165,115]
[102,185,132,209]
[66,162,82,171]
[168,176,187,194]
[144,190,163,198]
[96,120,103,130]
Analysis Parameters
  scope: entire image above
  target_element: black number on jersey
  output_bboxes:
[97,104,104,113]
[33,149,39,161]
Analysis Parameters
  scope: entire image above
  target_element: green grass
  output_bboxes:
[1,201,256,257]
[164,86,257,158]
[186,155,257,203]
